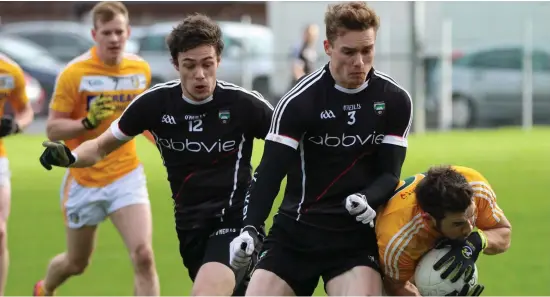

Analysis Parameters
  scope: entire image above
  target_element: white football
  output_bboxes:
[414,247,478,296]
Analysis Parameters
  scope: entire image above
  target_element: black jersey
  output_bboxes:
[111,79,273,229]
[244,64,412,231]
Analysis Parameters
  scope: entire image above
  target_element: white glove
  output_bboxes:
[229,229,256,270]
[345,193,376,227]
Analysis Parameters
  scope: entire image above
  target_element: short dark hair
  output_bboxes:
[415,165,474,221]
[91,1,129,29]
[324,1,380,44]
[166,14,224,65]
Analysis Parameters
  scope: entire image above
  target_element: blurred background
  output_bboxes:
[1,1,550,133]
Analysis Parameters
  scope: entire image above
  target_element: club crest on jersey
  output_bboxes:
[373,101,385,115]
[219,110,230,124]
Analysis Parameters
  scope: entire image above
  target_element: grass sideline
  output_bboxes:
[4,127,549,295]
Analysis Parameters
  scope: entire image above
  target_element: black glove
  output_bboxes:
[434,230,487,283]
[446,283,485,296]
[39,141,76,170]
[0,116,20,137]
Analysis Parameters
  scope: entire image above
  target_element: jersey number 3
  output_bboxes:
[347,111,356,125]
[188,120,203,132]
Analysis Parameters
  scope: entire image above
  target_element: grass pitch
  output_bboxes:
[4,127,550,295]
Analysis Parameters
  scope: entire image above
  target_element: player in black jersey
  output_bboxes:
[229,2,413,296]
[39,14,273,296]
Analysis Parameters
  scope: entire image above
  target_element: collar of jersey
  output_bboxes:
[326,63,375,94]
[182,94,213,105]
[91,46,124,69]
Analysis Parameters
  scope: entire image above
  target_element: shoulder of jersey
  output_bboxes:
[59,50,94,74]
[123,52,149,66]
[216,80,268,102]
[451,165,487,183]
[143,79,180,96]
[277,66,328,108]
[372,69,411,96]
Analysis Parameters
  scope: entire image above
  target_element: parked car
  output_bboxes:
[137,21,274,102]
[427,45,550,128]
[1,21,140,63]
[0,34,63,115]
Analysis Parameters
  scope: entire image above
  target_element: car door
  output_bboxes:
[531,50,550,123]
[468,48,523,120]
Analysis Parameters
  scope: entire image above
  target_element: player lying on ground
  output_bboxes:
[39,13,273,296]
[229,2,412,296]
[364,165,511,296]
[0,53,34,295]
[34,2,160,296]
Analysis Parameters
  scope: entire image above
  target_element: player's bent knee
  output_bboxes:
[246,269,295,296]
[192,262,235,296]
[131,243,154,272]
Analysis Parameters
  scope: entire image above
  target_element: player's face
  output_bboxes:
[175,45,219,102]
[324,28,376,89]
[437,203,477,241]
[92,14,130,65]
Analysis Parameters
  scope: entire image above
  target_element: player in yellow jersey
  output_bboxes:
[33,2,159,296]
[370,165,512,296]
[0,54,34,295]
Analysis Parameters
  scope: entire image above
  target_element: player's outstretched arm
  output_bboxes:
[39,129,130,170]
[70,130,128,167]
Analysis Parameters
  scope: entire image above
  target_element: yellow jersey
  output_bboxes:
[0,54,29,157]
[50,46,151,187]
[375,166,505,282]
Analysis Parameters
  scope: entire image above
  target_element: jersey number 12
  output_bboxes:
[188,120,203,132]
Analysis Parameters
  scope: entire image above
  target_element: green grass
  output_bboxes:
[4,127,550,295]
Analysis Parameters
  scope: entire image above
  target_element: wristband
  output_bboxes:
[82,118,95,130]
[476,229,488,250]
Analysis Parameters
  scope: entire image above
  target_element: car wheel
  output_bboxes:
[452,96,475,128]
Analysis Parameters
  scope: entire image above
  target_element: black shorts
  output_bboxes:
[176,215,261,296]
[176,218,240,281]
[255,214,381,296]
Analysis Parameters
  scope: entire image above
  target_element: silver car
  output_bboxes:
[137,21,274,101]
[427,45,550,128]
[1,21,140,63]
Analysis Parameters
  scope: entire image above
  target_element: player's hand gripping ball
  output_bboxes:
[414,247,484,296]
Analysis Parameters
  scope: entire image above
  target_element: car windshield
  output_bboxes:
[0,36,61,68]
